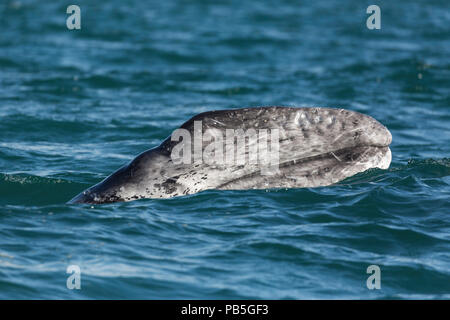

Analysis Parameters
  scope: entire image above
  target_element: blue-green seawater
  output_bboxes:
[0,0,449,299]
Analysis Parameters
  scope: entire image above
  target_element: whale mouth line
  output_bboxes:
[281,144,390,165]
[216,145,391,189]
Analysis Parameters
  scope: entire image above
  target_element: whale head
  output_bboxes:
[68,107,392,204]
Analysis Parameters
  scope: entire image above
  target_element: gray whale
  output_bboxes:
[68,106,392,204]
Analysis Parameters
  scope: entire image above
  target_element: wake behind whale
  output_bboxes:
[68,106,392,204]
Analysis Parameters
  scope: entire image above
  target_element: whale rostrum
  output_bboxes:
[68,106,392,204]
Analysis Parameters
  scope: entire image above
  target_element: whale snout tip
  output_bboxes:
[376,123,392,146]
[382,124,393,147]
[367,117,392,147]
[385,127,392,145]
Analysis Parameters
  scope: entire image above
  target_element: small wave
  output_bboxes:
[0,173,87,206]
[396,158,450,179]
[406,158,450,167]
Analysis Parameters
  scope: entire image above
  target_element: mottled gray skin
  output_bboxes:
[68,106,392,204]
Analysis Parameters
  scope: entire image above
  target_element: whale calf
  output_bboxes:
[68,106,392,204]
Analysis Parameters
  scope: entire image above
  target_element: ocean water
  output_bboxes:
[0,0,449,299]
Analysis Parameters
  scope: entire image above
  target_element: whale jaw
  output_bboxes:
[68,107,392,204]
[217,146,391,191]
